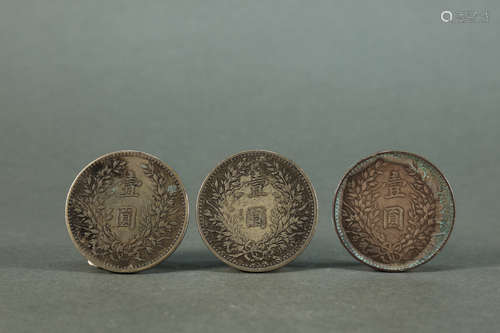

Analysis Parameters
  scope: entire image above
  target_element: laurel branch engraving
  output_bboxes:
[68,157,179,265]
[341,159,438,264]
[201,157,312,268]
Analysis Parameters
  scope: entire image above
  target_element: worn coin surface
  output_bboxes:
[65,151,189,273]
[197,150,318,272]
[333,151,455,271]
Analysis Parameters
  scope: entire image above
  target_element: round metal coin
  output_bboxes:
[333,151,455,271]
[65,151,189,273]
[197,150,318,272]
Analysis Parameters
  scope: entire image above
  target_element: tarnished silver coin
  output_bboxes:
[65,151,189,273]
[333,151,455,271]
[197,150,318,272]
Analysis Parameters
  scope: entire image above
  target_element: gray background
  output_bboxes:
[0,0,499,332]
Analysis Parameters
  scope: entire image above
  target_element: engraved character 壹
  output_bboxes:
[247,165,267,198]
[384,170,405,199]
[119,170,142,197]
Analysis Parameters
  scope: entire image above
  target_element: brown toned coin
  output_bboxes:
[333,151,455,271]
[197,150,318,272]
[65,151,189,273]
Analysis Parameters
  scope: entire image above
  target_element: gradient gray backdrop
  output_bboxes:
[1,1,499,332]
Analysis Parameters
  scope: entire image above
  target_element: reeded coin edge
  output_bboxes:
[333,151,455,272]
[196,150,318,272]
[65,150,189,273]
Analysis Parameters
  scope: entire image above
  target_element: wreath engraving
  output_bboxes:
[201,156,313,268]
[341,159,438,264]
[68,157,180,266]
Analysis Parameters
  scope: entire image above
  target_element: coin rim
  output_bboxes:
[65,150,190,273]
[332,150,456,272]
[196,149,318,272]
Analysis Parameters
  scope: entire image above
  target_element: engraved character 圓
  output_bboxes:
[383,206,404,231]
[246,206,267,229]
[117,207,137,228]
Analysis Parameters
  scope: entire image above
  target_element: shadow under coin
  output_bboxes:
[137,248,236,274]
[271,259,371,273]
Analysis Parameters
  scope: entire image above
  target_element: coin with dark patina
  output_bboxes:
[197,150,318,272]
[333,151,455,271]
[65,151,189,273]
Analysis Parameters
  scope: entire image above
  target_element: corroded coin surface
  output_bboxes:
[197,150,318,272]
[65,151,189,273]
[333,151,455,271]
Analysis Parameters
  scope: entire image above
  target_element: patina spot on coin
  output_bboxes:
[65,151,189,273]
[334,151,455,271]
[197,150,318,272]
